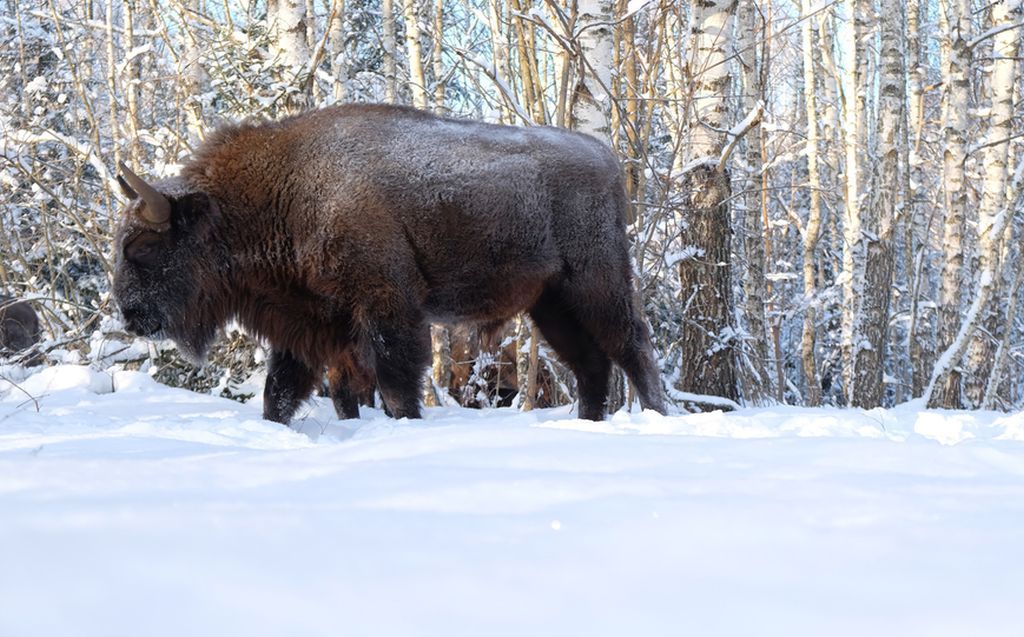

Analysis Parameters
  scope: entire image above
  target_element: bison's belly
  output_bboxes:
[422,263,556,324]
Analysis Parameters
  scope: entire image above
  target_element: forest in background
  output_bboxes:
[1,0,1023,412]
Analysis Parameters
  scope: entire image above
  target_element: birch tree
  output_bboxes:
[931,0,972,408]
[329,0,349,102]
[737,0,773,404]
[839,0,867,404]
[927,0,1023,408]
[571,0,613,141]
[674,0,739,400]
[800,0,823,406]
[269,0,309,69]
[962,0,1022,406]
[401,0,429,109]
[851,0,903,409]
[382,0,397,103]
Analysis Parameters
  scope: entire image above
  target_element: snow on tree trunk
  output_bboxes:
[487,0,514,123]
[432,0,446,112]
[105,0,121,167]
[382,0,397,103]
[851,0,903,409]
[269,0,309,69]
[571,0,613,143]
[181,0,208,141]
[839,0,868,405]
[931,0,972,409]
[962,0,1022,407]
[904,0,931,398]
[401,0,429,110]
[122,1,140,161]
[800,0,823,407]
[736,0,773,405]
[926,0,1023,409]
[674,0,739,401]
[329,0,348,102]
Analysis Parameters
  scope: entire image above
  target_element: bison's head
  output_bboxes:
[112,162,227,363]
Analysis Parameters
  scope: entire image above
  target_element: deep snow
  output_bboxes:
[1,365,1023,636]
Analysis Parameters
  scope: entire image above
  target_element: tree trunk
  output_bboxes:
[962,0,1022,407]
[382,0,397,103]
[270,0,309,68]
[672,0,739,401]
[737,0,772,404]
[329,0,348,102]
[926,0,1022,408]
[839,0,866,404]
[931,0,972,408]
[571,0,613,143]
[401,0,428,109]
[851,0,903,409]
[799,0,822,406]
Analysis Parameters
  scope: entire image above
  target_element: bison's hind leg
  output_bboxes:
[327,367,361,419]
[567,286,667,416]
[264,348,319,425]
[528,288,611,421]
[327,351,379,420]
[362,315,430,419]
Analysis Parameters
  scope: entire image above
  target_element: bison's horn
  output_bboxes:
[118,161,171,226]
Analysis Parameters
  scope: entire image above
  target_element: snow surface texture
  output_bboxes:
[1,366,1023,637]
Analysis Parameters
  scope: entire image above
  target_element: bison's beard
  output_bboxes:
[167,309,220,366]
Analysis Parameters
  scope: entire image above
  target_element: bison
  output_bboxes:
[0,295,41,362]
[112,104,666,424]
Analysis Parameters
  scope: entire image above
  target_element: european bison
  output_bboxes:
[0,295,41,361]
[112,104,666,423]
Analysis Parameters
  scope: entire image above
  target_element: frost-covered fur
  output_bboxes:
[112,103,666,423]
[0,295,41,358]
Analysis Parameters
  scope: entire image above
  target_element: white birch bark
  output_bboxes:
[269,0,309,69]
[105,0,120,167]
[839,0,865,404]
[852,0,903,408]
[686,0,735,163]
[123,0,142,161]
[401,0,429,110]
[737,0,772,403]
[572,0,614,143]
[432,0,445,112]
[962,0,1022,407]
[382,0,397,103]
[180,0,207,141]
[673,0,739,400]
[487,0,513,123]
[799,2,825,393]
[931,0,972,408]
[799,0,823,406]
[904,0,929,397]
[329,0,348,102]
[926,0,1023,408]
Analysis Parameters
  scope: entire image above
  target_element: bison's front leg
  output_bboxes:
[364,316,430,419]
[263,348,318,425]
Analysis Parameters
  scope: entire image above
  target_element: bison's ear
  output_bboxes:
[124,231,165,267]
[171,192,218,228]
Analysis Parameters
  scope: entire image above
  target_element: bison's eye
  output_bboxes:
[124,232,164,267]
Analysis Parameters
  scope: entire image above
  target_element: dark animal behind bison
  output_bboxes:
[0,295,41,363]
[112,103,666,423]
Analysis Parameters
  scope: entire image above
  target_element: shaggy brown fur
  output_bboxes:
[112,103,666,423]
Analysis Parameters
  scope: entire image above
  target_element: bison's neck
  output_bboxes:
[223,254,357,370]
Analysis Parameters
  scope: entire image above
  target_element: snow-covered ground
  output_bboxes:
[2,365,1023,636]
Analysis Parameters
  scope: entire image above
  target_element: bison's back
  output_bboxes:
[194,105,631,323]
